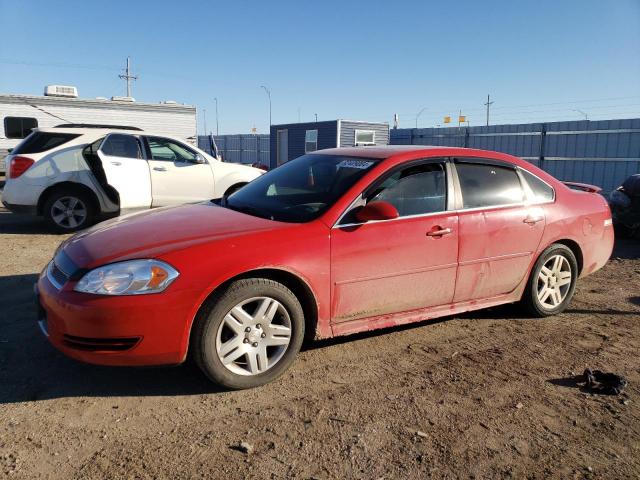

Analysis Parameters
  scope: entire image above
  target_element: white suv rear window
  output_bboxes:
[12,132,80,155]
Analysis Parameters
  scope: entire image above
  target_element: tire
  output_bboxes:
[192,278,305,389]
[521,243,578,317]
[43,189,95,233]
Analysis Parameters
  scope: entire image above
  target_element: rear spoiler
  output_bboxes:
[562,181,602,194]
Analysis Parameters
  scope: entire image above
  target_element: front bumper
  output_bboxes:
[36,269,196,366]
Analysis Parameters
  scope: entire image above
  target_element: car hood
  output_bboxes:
[61,203,283,268]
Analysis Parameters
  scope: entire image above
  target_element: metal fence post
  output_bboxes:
[539,123,547,171]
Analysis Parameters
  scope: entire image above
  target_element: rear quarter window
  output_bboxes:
[520,169,555,202]
[12,132,80,155]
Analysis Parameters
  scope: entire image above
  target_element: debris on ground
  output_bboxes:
[583,369,628,395]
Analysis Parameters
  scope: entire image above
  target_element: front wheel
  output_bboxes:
[521,244,578,317]
[192,278,305,389]
[43,190,95,233]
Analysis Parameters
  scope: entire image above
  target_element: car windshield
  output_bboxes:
[225,154,379,222]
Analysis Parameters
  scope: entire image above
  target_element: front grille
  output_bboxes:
[47,261,69,289]
[62,334,141,352]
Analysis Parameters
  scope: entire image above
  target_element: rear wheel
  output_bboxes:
[192,278,305,389]
[521,244,578,317]
[43,190,95,233]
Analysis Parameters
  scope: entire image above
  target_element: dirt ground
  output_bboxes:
[1,185,639,479]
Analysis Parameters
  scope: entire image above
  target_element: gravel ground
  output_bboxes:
[1,184,639,479]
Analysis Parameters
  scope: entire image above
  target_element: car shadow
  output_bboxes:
[0,210,54,235]
[0,273,224,405]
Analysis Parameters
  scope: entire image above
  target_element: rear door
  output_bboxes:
[452,159,545,302]
[97,133,151,209]
[144,136,215,206]
[331,159,459,323]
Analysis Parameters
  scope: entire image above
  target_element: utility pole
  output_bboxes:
[260,85,271,130]
[214,97,219,136]
[118,56,138,97]
[484,94,494,126]
[315,113,318,122]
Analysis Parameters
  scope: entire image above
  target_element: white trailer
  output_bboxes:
[1,86,196,172]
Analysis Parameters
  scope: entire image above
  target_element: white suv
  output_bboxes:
[2,125,263,231]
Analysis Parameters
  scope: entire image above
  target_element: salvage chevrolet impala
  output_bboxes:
[36,146,614,388]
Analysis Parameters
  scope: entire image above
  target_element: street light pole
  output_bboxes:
[415,107,426,128]
[260,85,271,130]
[214,97,219,136]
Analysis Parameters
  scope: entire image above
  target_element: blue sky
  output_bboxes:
[1,0,639,133]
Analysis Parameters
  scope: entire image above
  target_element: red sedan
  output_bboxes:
[37,146,614,389]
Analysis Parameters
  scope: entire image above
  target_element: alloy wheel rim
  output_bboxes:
[51,196,87,229]
[215,296,292,376]
[537,254,572,310]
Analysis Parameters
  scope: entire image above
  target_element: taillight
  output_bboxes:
[9,156,35,178]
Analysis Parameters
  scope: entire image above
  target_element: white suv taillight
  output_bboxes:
[9,156,35,178]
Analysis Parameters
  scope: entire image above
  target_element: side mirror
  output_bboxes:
[355,201,399,222]
[193,154,206,164]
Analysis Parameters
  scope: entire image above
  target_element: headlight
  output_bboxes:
[74,259,179,295]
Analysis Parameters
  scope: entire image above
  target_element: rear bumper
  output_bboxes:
[2,201,37,215]
[35,269,197,367]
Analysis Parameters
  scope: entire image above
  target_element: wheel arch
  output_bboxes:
[37,181,100,216]
[224,182,248,197]
[549,238,584,275]
[188,267,319,356]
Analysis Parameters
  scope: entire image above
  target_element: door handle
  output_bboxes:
[426,227,453,237]
[153,166,167,172]
[523,215,544,225]
[110,161,122,166]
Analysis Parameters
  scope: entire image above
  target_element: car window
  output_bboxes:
[11,132,80,154]
[146,136,198,162]
[456,161,523,208]
[368,163,446,217]
[100,134,142,159]
[225,154,379,223]
[520,169,555,203]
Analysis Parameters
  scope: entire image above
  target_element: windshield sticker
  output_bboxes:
[337,160,374,170]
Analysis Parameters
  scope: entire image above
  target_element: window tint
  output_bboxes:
[12,132,79,154]
[369,163,446,217]
[147,136,198,162]
[100,134,142,159]
[4,117,38,139]
[305,130,318,153]
[456,162,523,208]
[520,169,554,203]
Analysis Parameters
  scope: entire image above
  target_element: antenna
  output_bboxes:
[118,57,138,97]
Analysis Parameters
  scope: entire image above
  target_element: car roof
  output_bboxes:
[35,127,188,140]
[314,145,516,161]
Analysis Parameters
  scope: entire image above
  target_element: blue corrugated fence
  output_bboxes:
[198,134,270,165]
[390,118,640,193]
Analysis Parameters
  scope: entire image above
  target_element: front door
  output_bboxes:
[97,133,151,209]
[452,159,546,301]
[331,160,458,323]
[144,136,215,206]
